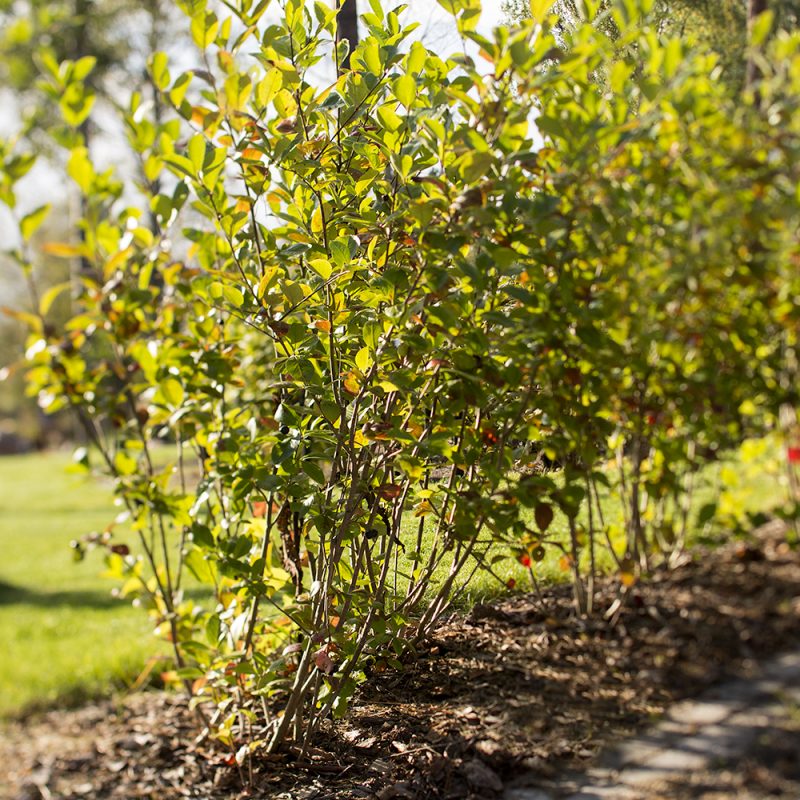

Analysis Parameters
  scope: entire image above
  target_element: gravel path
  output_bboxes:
[504,649,800,800]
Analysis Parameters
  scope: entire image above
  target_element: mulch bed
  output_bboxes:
[3,522,799,800]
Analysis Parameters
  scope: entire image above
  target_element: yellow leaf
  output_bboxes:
[308,258,332,280]
[20,204,50,242]
[355,346,372,373]
[413,500,434,517]
[273,88,298,118]
[42,242,85,258]
[39,281,71,316]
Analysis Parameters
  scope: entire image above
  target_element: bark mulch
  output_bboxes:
[2,522,799,800]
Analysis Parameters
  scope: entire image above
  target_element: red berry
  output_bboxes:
[519,553,532,568]
[506,578,516,589]
[788,447,800,464]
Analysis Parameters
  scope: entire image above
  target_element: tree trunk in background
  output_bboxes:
[146,0,164,238]
[74,0,93,277]
[746,0,769,91]
[337,0,358,70]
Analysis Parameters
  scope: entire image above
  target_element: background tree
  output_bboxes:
[0,0,181,442]
[503,0,798,91]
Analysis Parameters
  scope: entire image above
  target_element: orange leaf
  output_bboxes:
[620,571,637,588]
[343,371,360,394]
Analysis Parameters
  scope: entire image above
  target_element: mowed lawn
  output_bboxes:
[0,451,157,717]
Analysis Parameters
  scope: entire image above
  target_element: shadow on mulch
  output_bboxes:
[2,524,799,800]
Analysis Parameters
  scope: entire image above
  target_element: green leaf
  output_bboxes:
[302,460,326,484]
[188,134,206,172]
[4,153,36,182]
[329,239,350,267]
[362,41,382,76]
[191,10,219,49]
[191,523,215,549]
[750,10,774,47]
[224,73,252,112]
[406,41,426,74]
[377,105,403,132]
[209,281,244,307]
[392,74,415,109]
[528,0,556,23]
[60,83,95,127]
[71,56,97,82]
[274,88,298,118]
[114,451,138,476]
[39,281,70,316]
[150,51,170,91]
[697,502,717,526]
[160,377,185,407]
[256,68,282,107]
[169,72,192,106]
[20,204,50,242]
[67,147,94,192]
[185,547,218,584]
[455,149,494,183]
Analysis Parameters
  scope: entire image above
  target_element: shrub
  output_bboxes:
[3,0,799,756]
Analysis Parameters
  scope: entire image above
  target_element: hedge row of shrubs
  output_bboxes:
[3,0,799,757]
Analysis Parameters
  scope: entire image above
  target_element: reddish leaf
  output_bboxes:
[268,320,289,336]
[534,503,554,532]
[314,648,335,674]
[276,117,297,133]
[481,426,499,445]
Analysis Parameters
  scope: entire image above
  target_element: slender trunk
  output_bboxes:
[146,0,164,238]
[336,0,358,70]
[746,0,769,94]
[74,0,93,277]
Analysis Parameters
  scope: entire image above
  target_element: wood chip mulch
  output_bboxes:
[2,522,799,800]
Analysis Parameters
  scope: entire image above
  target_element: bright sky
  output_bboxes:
[403,0,507,52]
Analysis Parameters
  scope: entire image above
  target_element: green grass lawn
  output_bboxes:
[0,451,159,718]
[0,437,789,719]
